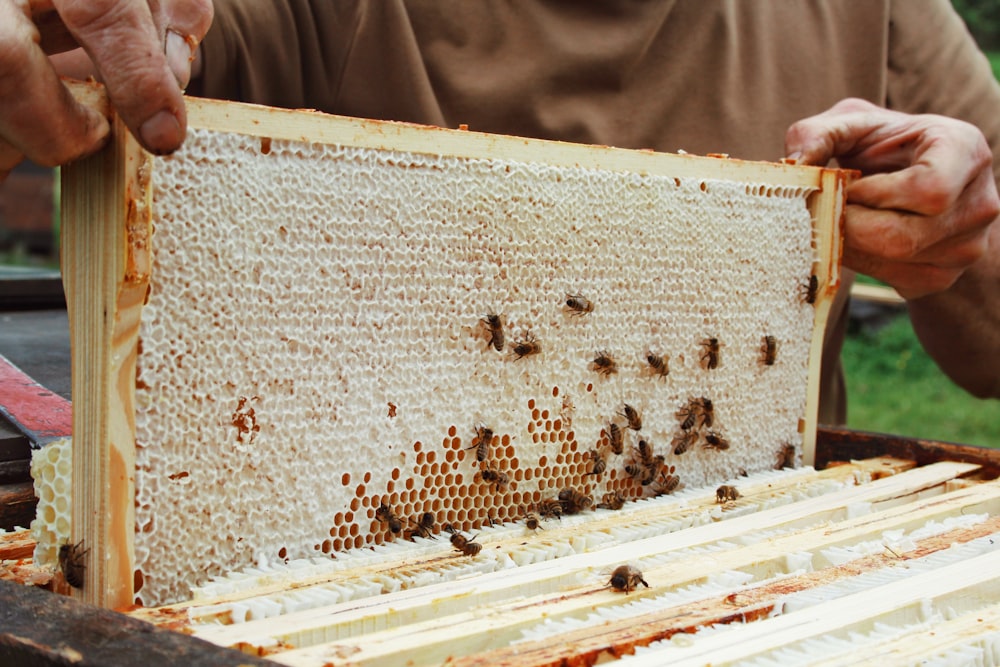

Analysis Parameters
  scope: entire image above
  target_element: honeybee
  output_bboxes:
[699,337,721,370]
[445,525,482,557]
[801,274,819,305]
[608,564,649,593]
[585,448,607,476]
[511,333,542,360]
[624,462,647,482]
[621,403,642,431]
[694,397,714,429]
[481,309,505,352]
[523,509,543,531]
[590,351,619,376]
[558,487,593,514]
[375,502,403,534]
[565,294,594,316]
[480,465,509,491]
[703,431,730,451]
[466,424,494,462]
[645,352,670,380]
[597,491,626,511]
[671,430,697,456]
[775,441,797,470]
[408,512,437,540]
[653,472,680,496]
[537,497,564,519]
[675,402,698,431]
[641,456,665,486]
[607,422,624,456]
[58,540,89,589]
[716,485,741,503]
[760,335,778,366]
[635,439,655,467]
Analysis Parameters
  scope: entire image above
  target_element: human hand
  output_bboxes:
[0,0,213,182]
[785,98,1000,300]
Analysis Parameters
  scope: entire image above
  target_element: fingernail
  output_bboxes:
[166,30,192,89]
[140,110,182,155]
[786,150,804,164]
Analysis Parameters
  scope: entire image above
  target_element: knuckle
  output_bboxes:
[831,97,876,114]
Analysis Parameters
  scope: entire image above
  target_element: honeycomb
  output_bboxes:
[110,127,817,606]
[29,437,72,566]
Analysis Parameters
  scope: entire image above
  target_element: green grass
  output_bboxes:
[842,314,1000,448]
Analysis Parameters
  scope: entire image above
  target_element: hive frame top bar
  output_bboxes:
[58,80,849,609]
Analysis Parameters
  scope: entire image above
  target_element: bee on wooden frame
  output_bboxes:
[466,423,494,462]
[775,441,798,470]
[375,502,403,534]
[645,351,670,380]
[407,512,437,540]
[597,490,627,511]
[760,335,778,366]
[621,403,642,431]
[590,350,619,377]
[703,431,731,451]
[537,497,564,519]
[585,448,607,476]
[606,422,624,456]
[652,472,680,496]
[699,337,721,370]
[564,293,594,316]
[558,487,593,514]
[800,274,819,305]
[58,540,89,589]
[522,508,543,531]
[480,308,505,352]
[511,332,542,360]
[608,564,649,593]
[716,484,741,504]
[445,525,482,557]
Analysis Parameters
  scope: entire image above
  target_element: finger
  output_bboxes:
[52,0,200,155]
[0,1,109,166]
[843,246,963,300]
[785,98,884,166]
[845,202,991,266]
[161,0,213,89]
[845,120,994,216]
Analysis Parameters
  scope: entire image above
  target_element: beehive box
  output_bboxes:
[39,82,847,613]
[10,440,1000,666]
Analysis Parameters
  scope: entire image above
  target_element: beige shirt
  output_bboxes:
[192,0,1000,424]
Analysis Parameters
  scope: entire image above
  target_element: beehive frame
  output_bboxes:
[57,82,848,609]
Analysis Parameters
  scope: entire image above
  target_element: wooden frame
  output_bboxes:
[59,82,848,609]
[5,429,1000,665]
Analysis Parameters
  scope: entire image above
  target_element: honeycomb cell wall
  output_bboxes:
[131,129,817,605]
[29,437,72,566]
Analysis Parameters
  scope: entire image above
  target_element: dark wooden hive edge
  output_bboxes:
[0,579,275,667]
